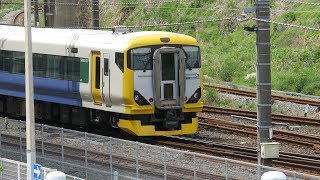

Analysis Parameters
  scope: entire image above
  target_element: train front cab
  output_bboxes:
[118,34,203,136]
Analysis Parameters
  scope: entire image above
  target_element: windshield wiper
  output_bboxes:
[142,59,152,72]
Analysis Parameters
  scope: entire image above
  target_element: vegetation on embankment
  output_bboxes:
[101,0,320,96]
[1,0,319,96]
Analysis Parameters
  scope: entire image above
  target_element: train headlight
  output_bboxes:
[134,90,151,105]
[186,88,201,103]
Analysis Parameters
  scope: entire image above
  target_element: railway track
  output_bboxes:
[2,131,319,178]
[204,83,320,107]
[155,136,320,175]
[1,121,319,178]
[202,105,320,126]
[0,133,227,180]
[198,115,320,148]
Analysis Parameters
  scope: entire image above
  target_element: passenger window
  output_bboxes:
[46,55,62,79]
[33,54,47,77]
[1,51,13,72]
[0,50,82,82]
[115,53,124,73]
[12,52,25,74]
[104,58,109,76]
[66,57,80,81]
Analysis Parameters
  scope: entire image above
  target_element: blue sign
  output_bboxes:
[33,163,42,180]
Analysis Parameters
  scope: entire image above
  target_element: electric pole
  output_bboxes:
[24,0,36,179]
[33,0,39,26]
[44,0,55,27]
[255,0,272,170]
[92,0,99,29]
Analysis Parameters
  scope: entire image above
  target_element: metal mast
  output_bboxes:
[92,0,99,29]
[255,0,272,169]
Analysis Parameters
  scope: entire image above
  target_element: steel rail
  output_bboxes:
[198,116,320,148]
[204,83,320,107]
[158,136,320,174]
[202,105,320,126]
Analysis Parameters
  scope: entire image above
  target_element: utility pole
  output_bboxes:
[33,0,40,26]
[44,0,55,27]
[255,0,272,171]
[92,0,99,29]
[24,0,36,179]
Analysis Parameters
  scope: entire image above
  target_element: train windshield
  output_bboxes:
[128,45,200,70]
[183,46,200,69]
[131,48,152,70]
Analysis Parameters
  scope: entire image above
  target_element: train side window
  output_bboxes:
[12,51,25,74]
[0,50,82,82]
[66,57,80,82]
[33,54,47,77]
[115,53,124,73]
[0,51,6,72]
[104,58,109,76]
[4,53,12,72]
[46,55,62,79]
[95,57,100,89]
[0,50,3,71]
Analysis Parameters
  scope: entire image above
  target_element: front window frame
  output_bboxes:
[127,45,201,71]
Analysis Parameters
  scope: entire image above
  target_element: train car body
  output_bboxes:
[0,25,203,136]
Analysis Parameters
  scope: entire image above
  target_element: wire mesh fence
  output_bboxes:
[0,117,319,180]
[0,157,85,180]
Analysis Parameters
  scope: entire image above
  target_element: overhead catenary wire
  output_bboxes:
[2,1,320,13]
[253,17,320,31]
[2,1,319,30]
[1,0,193,6]
[26,17,248,29]
[6,14,320,31]
[282,0,320,5]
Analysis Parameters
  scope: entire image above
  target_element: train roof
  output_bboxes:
[0,25,198,54]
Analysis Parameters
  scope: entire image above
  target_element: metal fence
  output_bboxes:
[0,117,319,180]
[0,157,84,180]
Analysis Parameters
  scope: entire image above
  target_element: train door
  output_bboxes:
[91,51,103,104]
[102,53,111,106]
[153,48,185,109]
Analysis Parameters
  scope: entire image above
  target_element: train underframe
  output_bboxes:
[0,95,198,136]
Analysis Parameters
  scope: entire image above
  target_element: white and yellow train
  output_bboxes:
[0,25,203,136]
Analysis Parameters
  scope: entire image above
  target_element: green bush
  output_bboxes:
[218,59,238,82]
[0,165,4,173]
[283,12,297,23]
[204,89,220,105]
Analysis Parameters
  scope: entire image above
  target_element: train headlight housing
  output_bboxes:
[186,88,201,103]
[134,90,151,105]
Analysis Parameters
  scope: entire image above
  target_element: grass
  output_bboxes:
[204,89,257,111]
